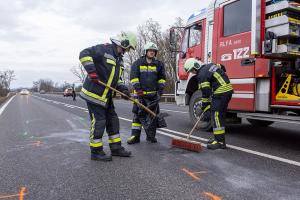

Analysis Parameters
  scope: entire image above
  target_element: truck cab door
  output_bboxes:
[214,0,255,111]
[215,0,253,78]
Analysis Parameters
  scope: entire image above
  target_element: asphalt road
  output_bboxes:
[0,93,299,200]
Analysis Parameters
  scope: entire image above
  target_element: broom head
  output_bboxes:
[171,138,202,153]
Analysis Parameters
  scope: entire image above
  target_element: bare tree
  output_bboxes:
[123,18,184,93]
[32,79,55,92]
[70,63,86,83]
[0,70,15,96]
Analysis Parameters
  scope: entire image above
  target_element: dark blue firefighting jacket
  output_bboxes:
[197,63,233,108]
[130,56,166,96]
[79,43,127,107]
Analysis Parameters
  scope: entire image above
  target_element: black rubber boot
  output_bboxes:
[91,151,112,161]
[207,137,214,144]
[207,141,226,150]
[127,135,140,145]
[111,147,132,157]
[146,136,157,143]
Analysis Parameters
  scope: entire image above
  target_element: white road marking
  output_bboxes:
[64,105,75,108]
[160,109,188,114]
[0,95,15,116]
[115,99,188,114]
[32,95,300,167]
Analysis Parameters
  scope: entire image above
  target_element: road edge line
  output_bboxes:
[0,95,16,116]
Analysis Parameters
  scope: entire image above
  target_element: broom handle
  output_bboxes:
[97,80,157,117]
[187,112,204,139]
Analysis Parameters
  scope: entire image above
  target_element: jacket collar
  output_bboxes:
[111,43,122,58]
[141,56,156,65]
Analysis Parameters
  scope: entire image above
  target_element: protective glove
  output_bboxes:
[136,89,144,97]
[121,90,131,100]
[88,72,99,84]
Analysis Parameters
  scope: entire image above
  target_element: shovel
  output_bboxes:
[137,96,168,129]
[97,80,168,124]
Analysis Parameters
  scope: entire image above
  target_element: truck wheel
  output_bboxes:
[189,90,212,131]
[247,119,274,127]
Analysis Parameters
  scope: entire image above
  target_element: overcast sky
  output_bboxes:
[0,0,210,88]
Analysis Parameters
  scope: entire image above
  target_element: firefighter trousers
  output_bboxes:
[86,101,122,153]
[211,92,232,143]
[131,96,159,139]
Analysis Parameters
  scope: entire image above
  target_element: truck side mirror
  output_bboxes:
[170,29,176,45]
[169,28,177,51]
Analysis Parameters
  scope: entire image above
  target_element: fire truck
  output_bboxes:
[170,0,300,129]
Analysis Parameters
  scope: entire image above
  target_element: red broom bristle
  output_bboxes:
[172,139,202,152]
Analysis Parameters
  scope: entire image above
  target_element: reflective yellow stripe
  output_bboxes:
[107,58,116,66]
[108,137,121,144]
[212,140,224,144]
[158,79,166,84]
[148,66,157,71]
[102,65,116,99]
[214,84,233,94]
[215,111,220,128]
[214,130,225,135]
[130,78,140,83]
[203,105,210,112]
[118,69,124,84]
[80,56,93,63]
[144,91,156,94]
[132,123,141,127]
[129,136,136,140]
[213,72,227,85]
[81,88,107,103]
[140,66,148,70]
[133,90,157,94]
[90,113,95,141]
[201,98,210,103]
[200,82,210,88]
[89,142,103,147]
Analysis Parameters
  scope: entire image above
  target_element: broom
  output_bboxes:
[171,112,204,152]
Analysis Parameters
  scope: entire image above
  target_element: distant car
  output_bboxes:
[20,89,30,95]
[39,90,46,94]
[64,88,73,97]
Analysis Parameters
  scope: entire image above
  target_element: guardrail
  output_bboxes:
[161,94,175,103]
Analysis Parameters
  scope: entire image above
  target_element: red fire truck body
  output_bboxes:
[170,0,300,127]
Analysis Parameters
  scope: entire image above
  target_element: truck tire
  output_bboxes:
[189,90,212,131]
[247,119,274,127]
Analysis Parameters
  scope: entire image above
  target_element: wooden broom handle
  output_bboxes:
[187,112,204,139]
[97,80,157,117]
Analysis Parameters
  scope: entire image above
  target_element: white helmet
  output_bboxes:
[110,31,137,50]
[144,42,158,55]
[184,58,203,72]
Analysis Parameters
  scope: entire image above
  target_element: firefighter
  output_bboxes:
[79,31,137,161]
[184,58,233,150]
[127,42,166,144]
